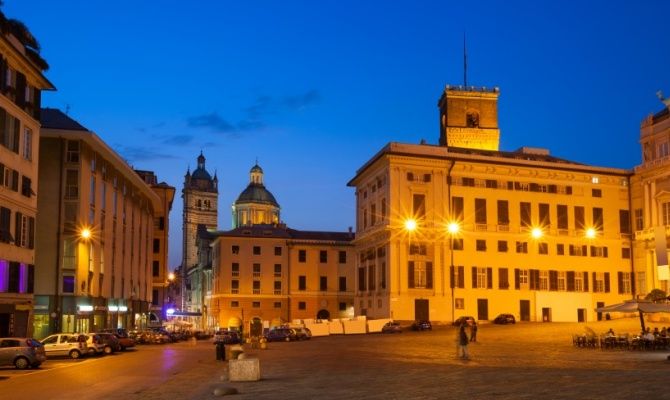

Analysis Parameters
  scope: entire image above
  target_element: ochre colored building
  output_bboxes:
[349,85,639,323]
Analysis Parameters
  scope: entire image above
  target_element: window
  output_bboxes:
[338,251,347,264]
[409,244,427,255]
[499,268,509,289]
[593,272,610,293]
[408,261,433,289]
[569,245,588,256]
[253,280,261,294]
[381,198,386,220]
[381,262,386,289]
[253,246,261,255]
[231,280,239,294]
[232,245,239,254]
[557,205,568,231]
[474,198,487,225]
[298,302,306,310]
[320,276,327,291]
[660,203,668,226]
[339,276,347,291]
[152,289,159,306]
[0,207,10,243]
[274,246,282,256]
[153,239,160,253]
[22,127,32,160]
[462,177,475,187]
[231,301,239,308]
[358,267,366,291]
[371,204,376,225]
[452,238,464,251]
[516,241,528,253]
[274,264,281,277]
[406,172,414,181]
[520,202,531,228]
[636,272,646,296]
[538,243,548,255]
[320,250,328,263]
[497,240,508,252]
[593,207,603,231]
[152,261,159,277]
[274,301,282,308]
[592,188,602,198]
[557,244,565,255]
[253,263,261,277]
[298,276,306,290]
[539,203,550,226]
[452,196,464,221]
[473,267,489,289]
[413,194,426,219]
[455,298,464,309]
[252,301,260,308]
[557,272,566,291]
[634,208,643,231]
[486,179,497,189]
[574,206,585,230]
[298,250,306,262]
[476,240,486,251]
[14,212,33,248]
[232,263,239,277]
[62,275,75,293]
[618,272,631,294]
[66,140,79,163]
[497,200,509,225]
[539,271,548,290]
[590,246,608,258]
[339,302,347,311]
[368,265,376,290]
[518,269,529,289]
[574,273,583,292]
[622,248,631,259]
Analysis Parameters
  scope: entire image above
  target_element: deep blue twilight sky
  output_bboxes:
[5,1,670,268]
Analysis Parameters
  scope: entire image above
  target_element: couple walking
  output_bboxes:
[457,319,477,360]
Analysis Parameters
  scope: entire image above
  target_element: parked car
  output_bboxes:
[411,320,432,331]
[214,330,243,345]
[95,333,121,354]
[40,333,87,359]
[381,322,402,333]
[78,333,106,356]
[493,313,516,324]
[264,328,296,342]
[98,329,135,350]
[453,316,476,326]
[290,327,312,340]
[0,338,46,369]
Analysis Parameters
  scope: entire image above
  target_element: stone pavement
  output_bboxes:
[136,318,670,399]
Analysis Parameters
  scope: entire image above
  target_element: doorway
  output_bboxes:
[596,301,604,321]
[542,307,552,322]
[414,299,429,321]
[577,308,586,323]
[519,300,530,321]
[477,299,489,321]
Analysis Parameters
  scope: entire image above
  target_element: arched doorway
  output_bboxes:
[316,309,330,320]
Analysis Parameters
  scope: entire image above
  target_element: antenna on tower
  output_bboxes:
[463,32,468,88]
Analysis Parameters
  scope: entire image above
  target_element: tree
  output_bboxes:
[645,288,667,303]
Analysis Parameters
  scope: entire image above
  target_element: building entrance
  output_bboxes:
[414,299,429,321]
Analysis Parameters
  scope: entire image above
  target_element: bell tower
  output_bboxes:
[438,85,501,150]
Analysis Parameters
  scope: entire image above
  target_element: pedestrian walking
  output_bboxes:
[457,323,470,360]
[470,320,478,342]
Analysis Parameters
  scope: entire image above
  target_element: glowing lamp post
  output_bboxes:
[585,227,597,239]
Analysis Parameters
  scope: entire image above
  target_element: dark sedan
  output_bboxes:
[493,313,516,324]
[411,320,432,331]
[264,328,296,342]
[381,322,402,333]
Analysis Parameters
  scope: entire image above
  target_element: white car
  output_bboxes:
[77,333,106,356]
[40,333,87,359]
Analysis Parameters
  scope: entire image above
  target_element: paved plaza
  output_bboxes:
[151,318,670,400]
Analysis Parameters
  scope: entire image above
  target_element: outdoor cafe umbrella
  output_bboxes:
[595,300,670,332]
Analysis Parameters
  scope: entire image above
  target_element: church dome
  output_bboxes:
[236,183,279,207]
[250,164,263,174]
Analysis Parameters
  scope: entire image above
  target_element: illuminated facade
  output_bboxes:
[231,163,280,228]
[34,109,161,337]
[349,85,638,323]
[135,170,175,325]
[0,23,54,337]
[209,225,356,331]
[181,152,218,317]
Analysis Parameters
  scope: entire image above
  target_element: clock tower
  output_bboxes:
[438,85,500,150]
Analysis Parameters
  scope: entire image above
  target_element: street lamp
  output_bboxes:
[585,227,597,239]
[530,226,543,239]
[164,272,175,320]
[447,221,461,324]
[404,218,417,232]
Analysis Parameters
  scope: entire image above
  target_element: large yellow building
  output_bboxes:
[34,109,163,336]
[349,85,638,323]
[0,19,54,337]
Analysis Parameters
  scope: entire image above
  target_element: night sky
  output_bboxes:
[6,0,670,268]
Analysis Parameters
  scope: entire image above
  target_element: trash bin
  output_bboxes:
[215,342,225,361]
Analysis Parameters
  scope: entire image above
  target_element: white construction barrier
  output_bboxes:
[328,320,344,335]
[367,318,393,333]
[343,319,367,334]
[305,322,330,337]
